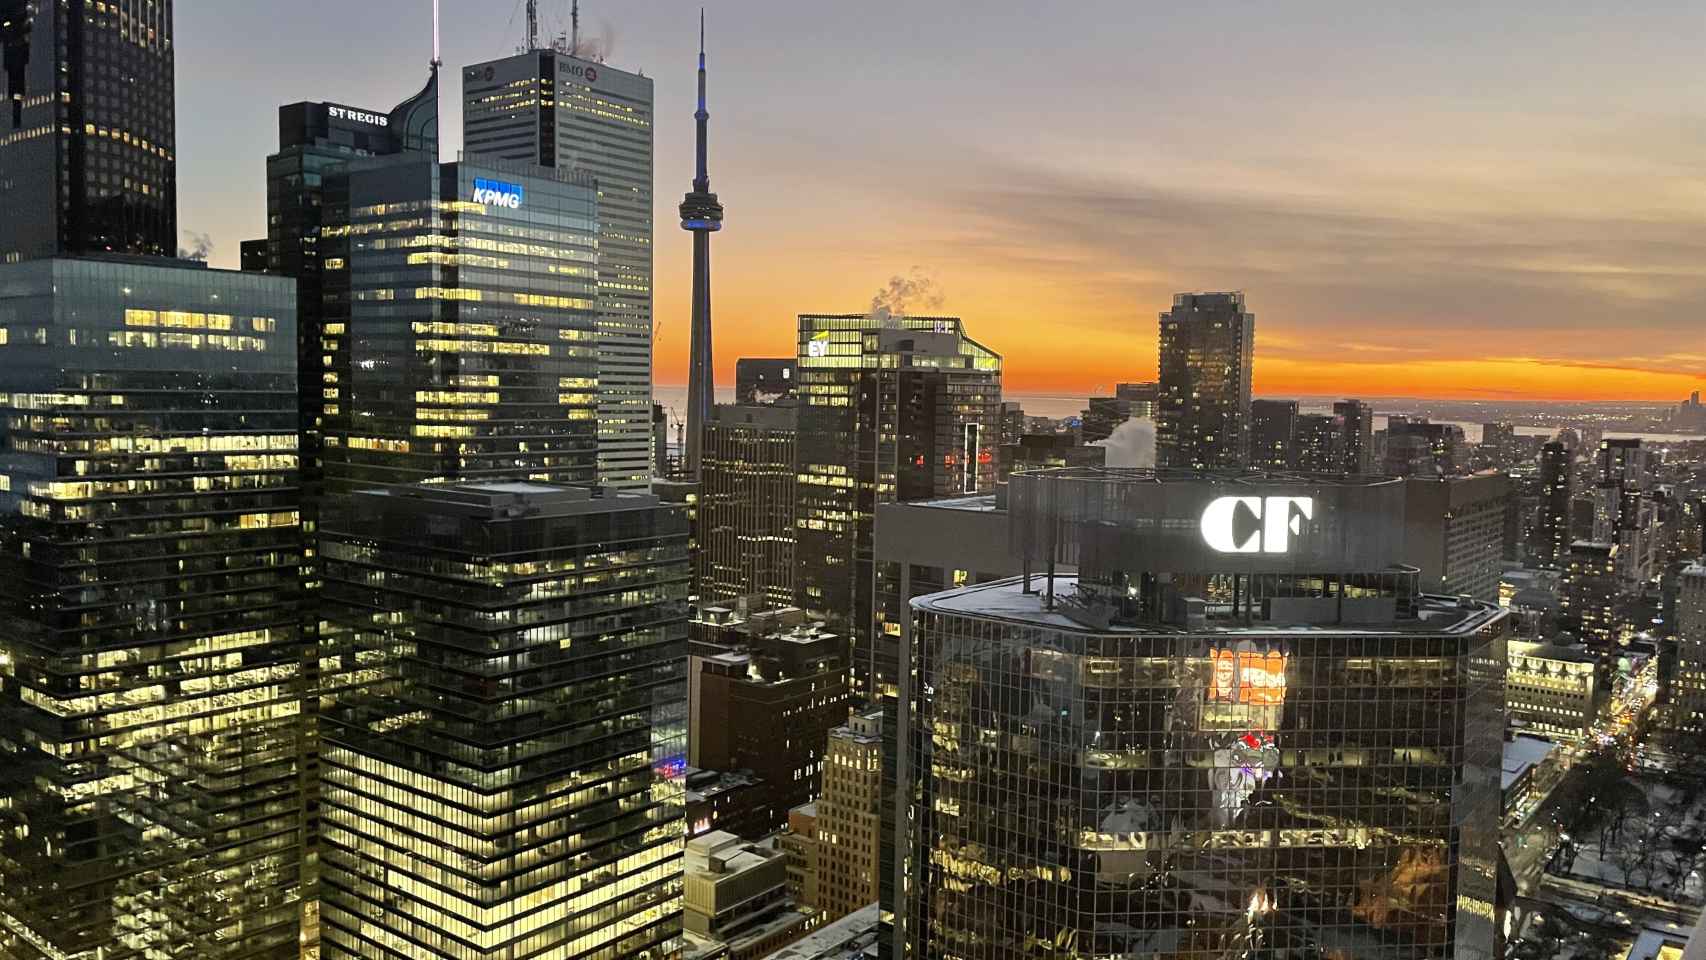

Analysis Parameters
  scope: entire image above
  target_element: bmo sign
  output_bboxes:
[1201,496,1314,555]
[472,178,525,209]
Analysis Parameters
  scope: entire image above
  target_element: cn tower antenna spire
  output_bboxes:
[680,8,724,480]
[431,0,442,66]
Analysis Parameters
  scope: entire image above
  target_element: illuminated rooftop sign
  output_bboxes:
[472,178,525,209]
[1201,496,1314,554]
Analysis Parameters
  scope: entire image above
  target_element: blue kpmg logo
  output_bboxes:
[471,178,524,209]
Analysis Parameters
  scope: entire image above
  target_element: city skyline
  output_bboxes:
[178,0,1704,402]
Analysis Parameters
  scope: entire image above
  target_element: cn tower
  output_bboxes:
[680,10,723,478]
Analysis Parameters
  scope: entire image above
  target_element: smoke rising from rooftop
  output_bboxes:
[868,268,946,325]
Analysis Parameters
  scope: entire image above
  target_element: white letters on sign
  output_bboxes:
[1200,496,1314,554]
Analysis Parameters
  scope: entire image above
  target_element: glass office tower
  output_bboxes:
[317,155,601,491]
[0,0,177,261]
[895,469,1508,960]
[792,314,1002,701]
[1156,292,1255,471]
[0,258,301,959]
[463,51,657,489]
[316,483,690,960]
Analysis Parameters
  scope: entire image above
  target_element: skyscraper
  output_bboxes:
[816,709,884,922]
[0,0,176,261]
[699,403,797,608]
[1538,441,1573,568]
[681,13,724,478]
[1249,398,1298,470]
[0,258,303,958]
[1156,292,1255,470]
[1293,412,1341,473]
[463,42,657,489]
[793,314,1003,700]
[897,469,1507,958]
[1333,399,1376,473]
[317,155,602,490]
[1668,561,1706,733]
[258,77,439,495]
[317,483,691,960]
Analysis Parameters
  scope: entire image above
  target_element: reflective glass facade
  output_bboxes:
[0,0,176,261]
[317,483,690,959]
[463,52,657,490]
[0,258,301,958]
[318,156,601,491]
[793,314,1002,701]
[902,582,1507,959]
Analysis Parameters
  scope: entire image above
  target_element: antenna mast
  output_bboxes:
[571,0,581,55]
[525,0,539,51]
[431,0,442,66]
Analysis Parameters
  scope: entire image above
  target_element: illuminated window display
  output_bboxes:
[0,258,302,958]
[896,469,1508,959]
[317,483,690,960]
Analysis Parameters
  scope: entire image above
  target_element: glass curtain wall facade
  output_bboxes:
[317,483,690,959]
[1156,293,1254,471]
[0,258,302,959]
[904,585,1507,960]
[793,314,1002,701]
[0,0,177,262]
[697,402,797,609]
[317,156,601,490]
[463,52,657,489]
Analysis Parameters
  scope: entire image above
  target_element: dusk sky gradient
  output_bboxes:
[181,1,1706,401]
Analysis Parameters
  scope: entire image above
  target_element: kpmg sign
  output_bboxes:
[472,178,525,209]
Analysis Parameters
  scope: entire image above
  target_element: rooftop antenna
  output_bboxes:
[526,0,539,51]
[571,0,581,56]
[431,0,442,66]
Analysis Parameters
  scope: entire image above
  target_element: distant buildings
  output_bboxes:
[1506,641,1601,741]
[1081,381,1157,443]
[998,433,1106,484]
[0,0,177,260]
[1402,473,1515,602]
[1667,562,1706,734]
[1250,398,1298,470]
[736,358,796,405]
[1334,399,1377,473]
[699,403,798,608]
[1537,441,1573,569]
[463,47,657,488]
[1156,292,1254,469]
[793,314,1002,700]
[1562,540,1619,644]
[1383,419,1466,477]
[317,483,691,960]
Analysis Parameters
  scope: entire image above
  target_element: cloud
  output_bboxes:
[940,159,1706,369]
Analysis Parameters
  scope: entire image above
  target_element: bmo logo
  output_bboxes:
[1200,496,1314,555]
[472,178,525,209]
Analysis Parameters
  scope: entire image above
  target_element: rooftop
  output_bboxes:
[761,903,880,960]
[912,576,1505,637]
[355,482,662,519]
[1502,736,1559,792]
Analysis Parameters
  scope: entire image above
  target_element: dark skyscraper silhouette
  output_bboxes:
[681,11,724,477]
[0,0,178,260]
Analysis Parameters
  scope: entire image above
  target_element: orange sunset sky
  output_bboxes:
[182,1,1704,403]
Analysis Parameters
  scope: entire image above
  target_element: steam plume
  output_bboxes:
[178,231,213,262]
[868,268,946,325]
[1092,417,1157,468]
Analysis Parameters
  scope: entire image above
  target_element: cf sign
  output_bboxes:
[1200,496,1314,554]
[472,178,525,209]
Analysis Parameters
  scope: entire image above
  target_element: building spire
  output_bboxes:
[694,8,710,193]
[431,0,442,67]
